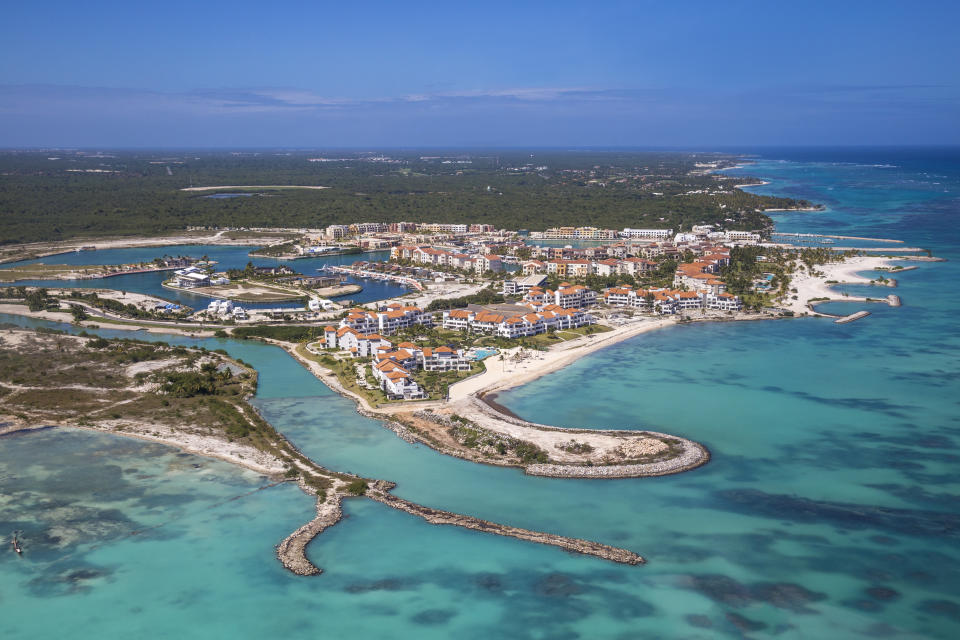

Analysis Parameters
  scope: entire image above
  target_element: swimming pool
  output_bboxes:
[473,348,499,360]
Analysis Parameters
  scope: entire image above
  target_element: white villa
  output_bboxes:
[603,285,742,313]
[441,305,594,338]
[523,283,597,310]
[339,303,433,335]
[173,266,210,288]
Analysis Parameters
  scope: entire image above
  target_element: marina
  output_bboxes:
[319,264,424,291]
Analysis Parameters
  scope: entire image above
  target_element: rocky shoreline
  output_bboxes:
[280,340,710,479]
[466,397,711,477]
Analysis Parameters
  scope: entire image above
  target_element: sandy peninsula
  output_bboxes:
[786,255,900,316]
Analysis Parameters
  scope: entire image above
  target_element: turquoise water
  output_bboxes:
[473,348,499,360]
[3,245,399,308]
[2,148,960,638]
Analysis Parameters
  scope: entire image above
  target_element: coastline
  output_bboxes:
[785,255,906,316]
[448,317,678,400]
[0,418,287,477]
[279,318,713,477]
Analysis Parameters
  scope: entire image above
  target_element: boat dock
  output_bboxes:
[772,232,904,244]
[320,265,424,291]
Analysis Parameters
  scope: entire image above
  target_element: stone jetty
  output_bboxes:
[276,485,344,576]
[526,439,710,478]
[366,480,645,565]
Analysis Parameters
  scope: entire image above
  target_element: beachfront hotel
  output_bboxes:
[522,283,598,310]
[602,285,742,313]
[441,305,594,338]
[338,303,433,335]
[390,245,504,273]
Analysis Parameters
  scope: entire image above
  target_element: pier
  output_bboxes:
[321,265,424,291]
[772,232,904,244]
[835,311,871,324]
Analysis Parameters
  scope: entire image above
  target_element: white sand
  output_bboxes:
[449,317,676,401]
[785,255,894,315]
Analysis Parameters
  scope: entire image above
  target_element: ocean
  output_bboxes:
[2,147,959,638]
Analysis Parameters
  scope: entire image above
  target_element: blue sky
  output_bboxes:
[1,0,957,147]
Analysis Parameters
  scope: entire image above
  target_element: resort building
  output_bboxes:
[338,303,433,336]
[207,299,234,316]
[592,259,622,276]
[553,283,597,308]
[418,223,469,234]
[620,257,658,276]
[502,274,548,296]
[440,305,594,338]
[620,228,673,239]
[420,346,473,372]
[724,230,762,243]
[602,285,742,313]
[522,284,597,310]
[371,359,427,400]
[368,340,472,399]
[351,222,388,234]
[326,225,351,240]
[673,262,728,294]
[544,259,590,278]
[474,254,504,273]
[320,326,394,357]
[537,226,617,240]
[173,266,210,288]
[521,260,546,275]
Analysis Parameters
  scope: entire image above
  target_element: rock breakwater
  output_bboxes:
[276,485,344,576]
[366,480,645,565]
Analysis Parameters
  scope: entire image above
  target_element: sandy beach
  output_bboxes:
[786,255,896,315]
[449,317,676,400]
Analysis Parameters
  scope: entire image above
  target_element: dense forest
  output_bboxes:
[0,150,813,244]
